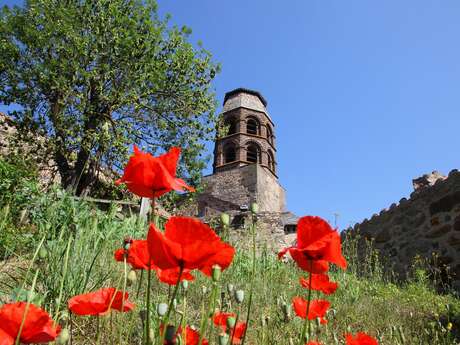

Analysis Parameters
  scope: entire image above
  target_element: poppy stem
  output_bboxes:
[198,280,218,345]
[241,212,257,345]
[136,269,144,299]
[160,265,184,345]
[146,197,156,345]
[14,270,38,345]
[96,316,100,345]
[300,263,313,345]
[145,263,153,345]
[119,256,128,344]
[230,311,240,344]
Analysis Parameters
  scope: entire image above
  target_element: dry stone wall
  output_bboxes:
[345,170,460,290]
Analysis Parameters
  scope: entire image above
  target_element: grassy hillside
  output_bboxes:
[1,188,459,345]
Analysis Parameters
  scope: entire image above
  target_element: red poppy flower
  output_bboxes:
[278,216,347,273]
[212,312,246,344]
[114,240,195,285]
[147,217,235,274]
[114,240,156,270]
[0,302,61,344]
[345,332,378,345]
[68,288,134,316]
[292,297,330,321]
[300,273,338,295]
[160,325,208,345]
[116,146,195,198]
[157,267,195,285]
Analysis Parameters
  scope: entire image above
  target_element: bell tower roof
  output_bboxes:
[223,88,267,107]
[222,88,272,122]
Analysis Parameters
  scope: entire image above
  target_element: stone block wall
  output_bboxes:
[344,170,460,290]
[197,164,286,216]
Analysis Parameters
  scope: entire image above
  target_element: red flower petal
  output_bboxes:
[279,215,347,273]
[0,327,13,345]
[345,332,379,345]
[300,274,338,295]
[213,312,236,331]
[292,297,330,320]
[117,146,194,198]
[0,302,60,343]
[289,248,330,274]
[157,267,195,285]
[199,241,235,276]
[147,222,182,270]
[68,288,134,316]
[148,217,235,272]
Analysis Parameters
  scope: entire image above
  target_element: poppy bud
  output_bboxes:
[281,302,291,322]
[220,213,230,226]
[60,311,69,321]
[227,283,234,294]
[38,247,48,259]
[157,303,168,316]
[56,328,70,344]
[165,325,176,343]
[261,316,267,327]
[182,280,189,290]
[127,270,137,285]
[235,289,244,304]
[226,316,236,329]
[218,333,229,345]
[212,265,221,282]
[250,203,258,214]
[173,298,178,311]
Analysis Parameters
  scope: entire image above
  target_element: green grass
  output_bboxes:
[0,191,459,344]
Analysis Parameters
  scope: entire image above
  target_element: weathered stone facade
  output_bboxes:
[345,170,460,290]
[198,163,286,216]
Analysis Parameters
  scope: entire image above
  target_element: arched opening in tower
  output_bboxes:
[246,118,259,135]
[247,143,260,163]
[267,150,275,172]
[266,125,274,145]
[224,144,236,163]
[225,117,237,135]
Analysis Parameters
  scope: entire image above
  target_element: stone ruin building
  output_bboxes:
[195,88,298,249]
[345,170,460,290]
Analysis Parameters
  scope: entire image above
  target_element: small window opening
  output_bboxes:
[247,144,259,163]
[224,145,236,163]
[247,118,259,135]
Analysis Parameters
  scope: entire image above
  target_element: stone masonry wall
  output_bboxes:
[198,164,286,217]
[345,169,460,290]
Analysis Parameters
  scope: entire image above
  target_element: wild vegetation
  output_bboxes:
[0,155,459,345]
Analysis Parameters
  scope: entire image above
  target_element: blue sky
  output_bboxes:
[2,1,460,229]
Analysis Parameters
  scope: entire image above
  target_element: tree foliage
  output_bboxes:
[0,0,220,195]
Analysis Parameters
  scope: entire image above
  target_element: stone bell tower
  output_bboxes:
[213,88,277,175]
[198,88,286,216]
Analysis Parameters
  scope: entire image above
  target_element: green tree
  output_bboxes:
[0,0,219,195]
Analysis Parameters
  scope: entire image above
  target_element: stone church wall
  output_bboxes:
[344,170,460,290]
